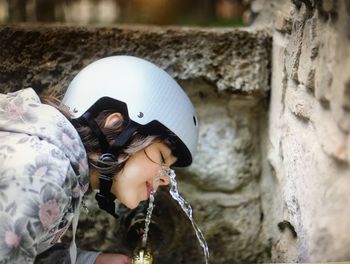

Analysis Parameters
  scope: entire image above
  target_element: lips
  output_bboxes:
[146,182,154,198]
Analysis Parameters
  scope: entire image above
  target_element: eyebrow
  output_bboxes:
[144,149,158,164]
[163,149,177,165]
[160,146,172,160]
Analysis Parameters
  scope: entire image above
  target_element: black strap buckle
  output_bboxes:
[95,174,119,219]
[93,121,139,219]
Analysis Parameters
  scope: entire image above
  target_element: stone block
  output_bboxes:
[342,79,350,112]
[338,110,350,134]
[286,84,312,121]
[285,18,304,81]
[266,0,350,262]
[315,0,338,22]
[0,24,271,97]
[181,80,262,193]
[314,61,332,106]
[347,135,350,162]
[298,15,318,91]
[274,10,292,34]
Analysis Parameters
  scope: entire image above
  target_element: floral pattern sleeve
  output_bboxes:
[0,89,91,264]
[0,133,81,263]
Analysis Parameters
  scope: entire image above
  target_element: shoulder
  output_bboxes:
[0,87,41,103]
[0,131,71,186]
[0,88,90,188]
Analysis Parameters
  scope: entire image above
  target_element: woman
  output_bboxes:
[0,56,199,264]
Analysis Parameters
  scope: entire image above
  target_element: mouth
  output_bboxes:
[146,182,154,198]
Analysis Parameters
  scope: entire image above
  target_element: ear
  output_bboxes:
[104,112,123,128]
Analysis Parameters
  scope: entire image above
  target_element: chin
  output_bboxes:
[124,200,140,210]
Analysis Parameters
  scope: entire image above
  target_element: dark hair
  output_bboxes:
[42,95,175,177]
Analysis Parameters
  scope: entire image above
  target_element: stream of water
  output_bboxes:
[142,190,155,248]
[142,169,210,263]
[167,169,210,264]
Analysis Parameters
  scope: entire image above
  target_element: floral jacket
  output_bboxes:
[0,88,99,263]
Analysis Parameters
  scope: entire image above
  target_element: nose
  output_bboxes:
[159,174,170,186]
[152,169,170,190]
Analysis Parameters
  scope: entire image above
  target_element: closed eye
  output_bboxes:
[160,152,165,164]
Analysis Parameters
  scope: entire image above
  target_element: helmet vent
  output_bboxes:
[193,115,197,126]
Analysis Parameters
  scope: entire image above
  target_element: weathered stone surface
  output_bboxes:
[274,10,293,34]
[0,24,271,96]
[285,84,313,121]
[285,17,304,81]
[181,80,262,192]
[314,58,333,105]
[343,79,350,112]
[298,15,318,90]
[252,0,350,262]
[175,180,265,263]
[316,0,339,22]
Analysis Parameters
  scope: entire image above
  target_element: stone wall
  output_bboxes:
[255,0,350,262]
[0,25,271,263]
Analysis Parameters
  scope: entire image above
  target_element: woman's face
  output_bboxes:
[110,141,177,209]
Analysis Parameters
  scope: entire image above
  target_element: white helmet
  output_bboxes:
[62,55,199,167]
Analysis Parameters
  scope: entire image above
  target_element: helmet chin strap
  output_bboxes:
[80,112,138,218]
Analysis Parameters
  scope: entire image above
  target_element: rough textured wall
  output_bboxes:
[255,0,350,262]
[0,25,270,96]
[0,25,271,263]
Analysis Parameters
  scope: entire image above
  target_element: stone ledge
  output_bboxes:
[0,24,271,96]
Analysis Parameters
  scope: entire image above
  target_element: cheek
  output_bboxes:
[113,158,159,208]
[142,164,160,180]
[125,158,159,184]
[113,171,143,209]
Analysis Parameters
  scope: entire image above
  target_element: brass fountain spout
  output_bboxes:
[132,240,153,264]
[119,191,178,263]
